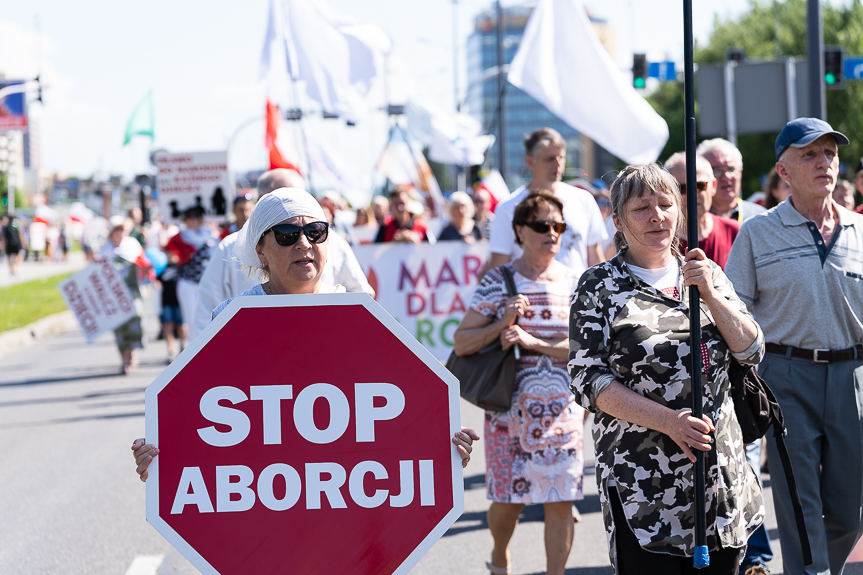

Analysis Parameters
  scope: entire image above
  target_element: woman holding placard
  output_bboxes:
[132,188,479,478]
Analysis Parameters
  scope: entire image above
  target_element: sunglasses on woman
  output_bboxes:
[523,220,567,234]
[264,221,329,246]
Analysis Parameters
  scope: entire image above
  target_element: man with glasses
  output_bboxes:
[665,152,741,269]
[697,138,766,223]
[726,118,863,575]
[486,127,607,279]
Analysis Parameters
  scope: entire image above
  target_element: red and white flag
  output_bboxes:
[265,98,302,174]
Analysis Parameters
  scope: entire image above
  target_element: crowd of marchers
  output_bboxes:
[122,119,861,575]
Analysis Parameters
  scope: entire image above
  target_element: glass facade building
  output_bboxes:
[466,5,614,190]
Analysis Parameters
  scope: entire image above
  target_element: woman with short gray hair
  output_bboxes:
[569,163,765,574]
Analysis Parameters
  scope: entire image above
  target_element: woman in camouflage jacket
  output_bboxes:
[568,164,765,575]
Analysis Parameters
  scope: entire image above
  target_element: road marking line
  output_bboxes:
[124,555,164,575]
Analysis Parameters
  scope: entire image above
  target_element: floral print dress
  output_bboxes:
[471,264,584,504]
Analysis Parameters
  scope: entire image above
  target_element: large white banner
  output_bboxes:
[154,151,233,224]
[353,242,489,361]
[57,261,137,342]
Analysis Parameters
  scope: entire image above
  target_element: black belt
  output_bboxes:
[766,343,863,363]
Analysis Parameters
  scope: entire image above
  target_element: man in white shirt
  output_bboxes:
[486,127,607,278]
[191,169,374,338]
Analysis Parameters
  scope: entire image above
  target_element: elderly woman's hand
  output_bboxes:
[500,324,539,351]
[682,249,718,301]
[132,438,159,482]
[662,409,715,463]
[501,294,530,326]
[453,427,481,468]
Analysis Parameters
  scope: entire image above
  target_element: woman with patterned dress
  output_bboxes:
[568,164,765,575]
[454,190,584,575]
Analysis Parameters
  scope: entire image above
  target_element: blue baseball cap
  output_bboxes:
[775,117,849,161]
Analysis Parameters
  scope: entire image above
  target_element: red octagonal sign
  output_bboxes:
[145,293,463,574]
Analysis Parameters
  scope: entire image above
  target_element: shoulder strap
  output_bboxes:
[773,431,813,565]
[499,265,518,297]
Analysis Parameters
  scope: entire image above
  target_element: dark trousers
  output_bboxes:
[610,487,742,575]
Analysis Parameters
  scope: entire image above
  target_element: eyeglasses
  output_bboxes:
[264,222,329,246]
[678,181,710,194]
[712,165,740,178]
[523,220,567,234]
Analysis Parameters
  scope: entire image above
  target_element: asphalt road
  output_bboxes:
[0,311,812,575]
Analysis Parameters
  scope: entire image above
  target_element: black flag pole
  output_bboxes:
[682,0,709,568]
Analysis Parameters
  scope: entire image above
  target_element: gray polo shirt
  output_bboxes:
[725,198,863,350]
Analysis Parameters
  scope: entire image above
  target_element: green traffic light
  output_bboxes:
[826,73,836,85]
[634,77,646,88]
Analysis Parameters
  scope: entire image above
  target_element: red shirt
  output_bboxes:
[374,216,429,243]
[165,233,197,267]
[679,213,741,270]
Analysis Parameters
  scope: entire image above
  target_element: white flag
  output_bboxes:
[507,0,668,164]
[260,0,391,124]
[405,100,496,167]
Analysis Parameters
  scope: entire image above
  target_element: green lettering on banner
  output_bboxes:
[439,319,459,347]
[416,319,435,347]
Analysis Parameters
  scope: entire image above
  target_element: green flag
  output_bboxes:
[123,92,154,145]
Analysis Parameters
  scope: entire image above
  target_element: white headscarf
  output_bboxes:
[232,187,327,269]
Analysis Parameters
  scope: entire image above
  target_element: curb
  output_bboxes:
[0,311,79,359]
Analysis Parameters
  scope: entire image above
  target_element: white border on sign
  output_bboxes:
[144,293,464,575]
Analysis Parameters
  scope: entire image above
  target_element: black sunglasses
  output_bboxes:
[523,220,567,234]
[679,181,709,194]
[264,221,329,246]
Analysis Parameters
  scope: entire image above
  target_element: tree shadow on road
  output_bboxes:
[525,567,613,575]
[0,386,146,408]
[0,370,125,387]
[0,410,144,429]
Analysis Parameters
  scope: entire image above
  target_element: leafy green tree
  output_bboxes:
[649,0,863,195]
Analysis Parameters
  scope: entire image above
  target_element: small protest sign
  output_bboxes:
[57,261,137,342]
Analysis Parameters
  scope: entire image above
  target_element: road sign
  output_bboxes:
[844,57,863,80]
[145,293,463,575]
[648,61,676,81]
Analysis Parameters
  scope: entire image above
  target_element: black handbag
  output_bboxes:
[445,265,519,412]
[727,358,812,565]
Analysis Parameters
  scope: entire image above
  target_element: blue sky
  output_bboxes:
[0,0,808,183]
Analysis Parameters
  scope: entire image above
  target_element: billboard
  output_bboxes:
[0,80,28,131]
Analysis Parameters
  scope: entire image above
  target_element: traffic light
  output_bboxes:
[633,54,647,89]
[824,46,845,88]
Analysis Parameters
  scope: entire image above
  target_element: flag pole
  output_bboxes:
[289,79,315,193]
[683,0,709,568]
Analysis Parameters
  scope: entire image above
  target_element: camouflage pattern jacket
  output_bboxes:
[568,250,764,569]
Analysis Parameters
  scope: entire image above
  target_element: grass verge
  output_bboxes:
[0,272,74,333]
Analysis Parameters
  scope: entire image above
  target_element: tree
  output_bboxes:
[649,0,863,195]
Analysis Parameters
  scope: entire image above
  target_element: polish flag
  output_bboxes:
[265,98,302,173]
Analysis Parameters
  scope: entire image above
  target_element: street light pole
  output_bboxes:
[807,0,826,119]
[495,0,507,184]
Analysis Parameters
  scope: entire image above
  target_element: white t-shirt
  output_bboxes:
[488,183,609,279]
[627,262,679,293]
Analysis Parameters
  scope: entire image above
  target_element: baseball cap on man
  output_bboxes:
[775,117,849,161]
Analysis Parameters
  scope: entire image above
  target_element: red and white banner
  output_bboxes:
[353,242,489,361]
[154,151,233,225]
[57,261,137,342]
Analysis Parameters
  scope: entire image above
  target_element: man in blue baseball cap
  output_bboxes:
[726,118,863,575]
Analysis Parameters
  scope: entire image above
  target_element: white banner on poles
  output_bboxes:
[57,261,137,343]
[353,242,489,361]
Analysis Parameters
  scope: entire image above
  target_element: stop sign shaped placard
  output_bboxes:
[145,293,464,575]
